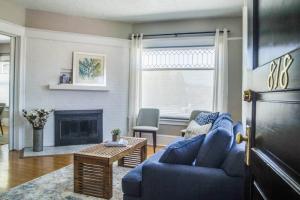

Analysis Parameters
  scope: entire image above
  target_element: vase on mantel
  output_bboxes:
[33,128,43,152]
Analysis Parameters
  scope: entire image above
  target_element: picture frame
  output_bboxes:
[59,72,72,84]
[72,52,106,86]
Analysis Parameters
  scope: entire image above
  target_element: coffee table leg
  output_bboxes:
[118,144,147,168]
[74,155,113,199]
[104,163,113,199]
[118,157,124,167]
[141,144,147,161]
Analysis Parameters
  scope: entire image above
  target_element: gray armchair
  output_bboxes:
[0,103,5,136]
[181,110,210,137]
[132,108,160,152]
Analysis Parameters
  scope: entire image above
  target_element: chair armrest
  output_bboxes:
[142,161,244,200]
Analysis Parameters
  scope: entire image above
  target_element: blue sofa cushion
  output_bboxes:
[195,127,234,168]
[221,121,245,177]
[232,121,245,149]
[211,112,233,132]
[195,112,219,125]
[122,150,165,197]
[221,144,245,177]
[233,121,243,137]
[159,134,205,165]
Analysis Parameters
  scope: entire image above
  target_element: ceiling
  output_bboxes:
[0,34,10,44]
[11,0,243,23]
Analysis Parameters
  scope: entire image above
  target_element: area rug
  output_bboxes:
[0,164,131,200]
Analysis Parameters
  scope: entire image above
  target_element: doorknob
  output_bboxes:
[243,90,253,102]
[235,126,251,166]
[236,133,248,144]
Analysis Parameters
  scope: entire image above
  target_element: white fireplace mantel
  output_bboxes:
[48,84,109,91]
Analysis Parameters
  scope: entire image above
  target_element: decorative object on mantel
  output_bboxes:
[22,109,54,152]
[111,128,121,142]
[103,138,128,147]
[73,52,106,86]
[59,69,72,84]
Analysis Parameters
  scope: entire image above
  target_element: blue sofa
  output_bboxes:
[122,114,245,200]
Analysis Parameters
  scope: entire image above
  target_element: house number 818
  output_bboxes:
[267,54,293,90]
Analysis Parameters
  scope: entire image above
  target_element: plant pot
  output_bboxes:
[33,128,43,152]
[112,134,120,142]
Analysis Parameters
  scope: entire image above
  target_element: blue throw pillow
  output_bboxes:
[195,112,219,125]
[211,113,233,133]
[195,127,234,168]
[159,134,205,165]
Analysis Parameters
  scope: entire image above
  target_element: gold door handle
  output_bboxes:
[235,126,251,166]
[236,133,248,144]
[243,90,253,102]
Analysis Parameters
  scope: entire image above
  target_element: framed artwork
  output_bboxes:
[72,52,106,86]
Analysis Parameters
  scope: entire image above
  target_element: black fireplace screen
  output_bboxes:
[54,110,103,146]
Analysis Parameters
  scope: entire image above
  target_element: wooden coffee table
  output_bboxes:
[74,137,147,199]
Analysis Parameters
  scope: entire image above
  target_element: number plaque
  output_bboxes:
[267,54,293,91]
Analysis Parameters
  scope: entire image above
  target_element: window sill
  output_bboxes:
[159,117,189,126]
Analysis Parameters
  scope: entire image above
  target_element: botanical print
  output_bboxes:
[73,52,106,86]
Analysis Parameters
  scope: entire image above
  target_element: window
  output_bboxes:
[141,46,215,119]
[0,63,9,74]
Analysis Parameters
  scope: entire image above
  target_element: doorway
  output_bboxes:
[0,33,15,149]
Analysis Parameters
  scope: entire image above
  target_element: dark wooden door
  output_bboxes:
[246,0,300,199]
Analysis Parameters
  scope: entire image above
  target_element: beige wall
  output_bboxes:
[0,0,26,26]
[25,9,133,39]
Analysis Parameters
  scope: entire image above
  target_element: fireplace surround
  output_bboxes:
[54,110,103,146]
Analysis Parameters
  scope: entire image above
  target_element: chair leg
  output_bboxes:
[0,120,3,136]
[152,131,157,153]
[133,130,136,137]
[139,131,141,138]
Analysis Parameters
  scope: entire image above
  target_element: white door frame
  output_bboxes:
[0,19,26,150]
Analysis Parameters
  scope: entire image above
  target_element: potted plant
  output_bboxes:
[111,128,121,142]
[23,109,54,152]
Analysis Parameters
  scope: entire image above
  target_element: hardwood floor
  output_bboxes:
[0,144,161,193]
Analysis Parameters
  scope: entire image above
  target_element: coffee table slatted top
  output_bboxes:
[74,137,147,163]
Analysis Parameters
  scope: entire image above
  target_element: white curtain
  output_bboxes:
[213,29,228,112]
[128,33,143,134]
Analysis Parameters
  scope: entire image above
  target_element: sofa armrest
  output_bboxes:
[142,161,244,200]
